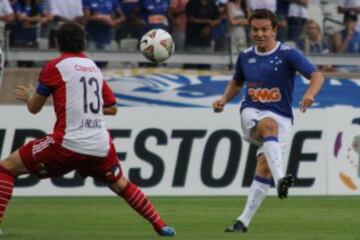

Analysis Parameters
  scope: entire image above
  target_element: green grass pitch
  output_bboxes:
[3,196,360,240]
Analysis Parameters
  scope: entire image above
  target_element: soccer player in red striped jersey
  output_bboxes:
[0,22,175,237]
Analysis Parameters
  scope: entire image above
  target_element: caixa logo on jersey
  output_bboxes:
[248,87,281,103]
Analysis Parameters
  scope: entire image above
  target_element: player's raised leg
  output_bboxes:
[109,175,176,237]
[225,154,271,233]
[256,117,294,198]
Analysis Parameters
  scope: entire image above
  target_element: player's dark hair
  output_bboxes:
[249,9,278,29]
[56,22,85,53]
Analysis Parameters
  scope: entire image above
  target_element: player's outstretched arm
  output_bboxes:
[102,80,117,116]
[212,79,243,113]
[300,71,324,113]
[14,84,47,114]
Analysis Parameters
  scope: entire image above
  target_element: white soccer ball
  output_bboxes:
[140,29,175,63]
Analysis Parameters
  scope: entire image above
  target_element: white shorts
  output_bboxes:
[240,107,292,155]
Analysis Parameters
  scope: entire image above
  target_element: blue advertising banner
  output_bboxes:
[105,68,360,108]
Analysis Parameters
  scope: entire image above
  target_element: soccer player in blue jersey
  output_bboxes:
[212,9,324,233]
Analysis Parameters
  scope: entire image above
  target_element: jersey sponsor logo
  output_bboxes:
[75,65,99,73]
[248,87,281,103]
[280,44,291,51]
[247,82,260,87]
[242,46,253,54]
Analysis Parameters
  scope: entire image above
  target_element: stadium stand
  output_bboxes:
[119,38,138,51]
[0,0,358,71]
[322,2,344,36]
[308,3,324,31]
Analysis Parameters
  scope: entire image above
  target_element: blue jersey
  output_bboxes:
[234,42,316,120]
[120,0,140,16]
[13,2,43,43]
[83,0,121,43]
[339,29,360,53]
[140,0,170,30]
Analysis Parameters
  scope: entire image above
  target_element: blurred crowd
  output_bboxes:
[0,0,359,66]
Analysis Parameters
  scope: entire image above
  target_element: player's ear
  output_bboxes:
[272,26,277,38]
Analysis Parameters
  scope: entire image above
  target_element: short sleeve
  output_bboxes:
[337,0,345,7]
[287,48,317,79]
[113,0,121,12]
[1,0,13,15]
[232,53,245,84]
[38,61,62,89]
[74,1,84,17]
[82,0,90,10]
[13,3,19,13]
[36,3,43,14]
[102,81,117,107]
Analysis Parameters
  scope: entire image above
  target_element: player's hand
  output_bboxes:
[300,95,314,113]
[212,98,226,113]
[14,83,35,102]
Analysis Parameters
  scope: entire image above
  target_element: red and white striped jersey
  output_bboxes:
[38,53,116,157]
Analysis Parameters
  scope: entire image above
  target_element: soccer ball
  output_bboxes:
[140,29,175,63]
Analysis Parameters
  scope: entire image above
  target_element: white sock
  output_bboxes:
[263,136,285,185]
[238,177,271,227]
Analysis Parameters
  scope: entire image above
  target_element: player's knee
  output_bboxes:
[258,118,278,136]
[258,163,271,177]
[109,175,129,194]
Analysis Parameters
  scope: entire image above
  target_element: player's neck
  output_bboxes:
[256,40,277,53]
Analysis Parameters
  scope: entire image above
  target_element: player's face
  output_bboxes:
[345,20,357,30]
[306,22,320,39]
[250,19,277,51]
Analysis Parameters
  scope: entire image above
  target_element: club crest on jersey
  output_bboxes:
[269,56,282,71]
[248,87,282,103]
[248,58,256,63]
